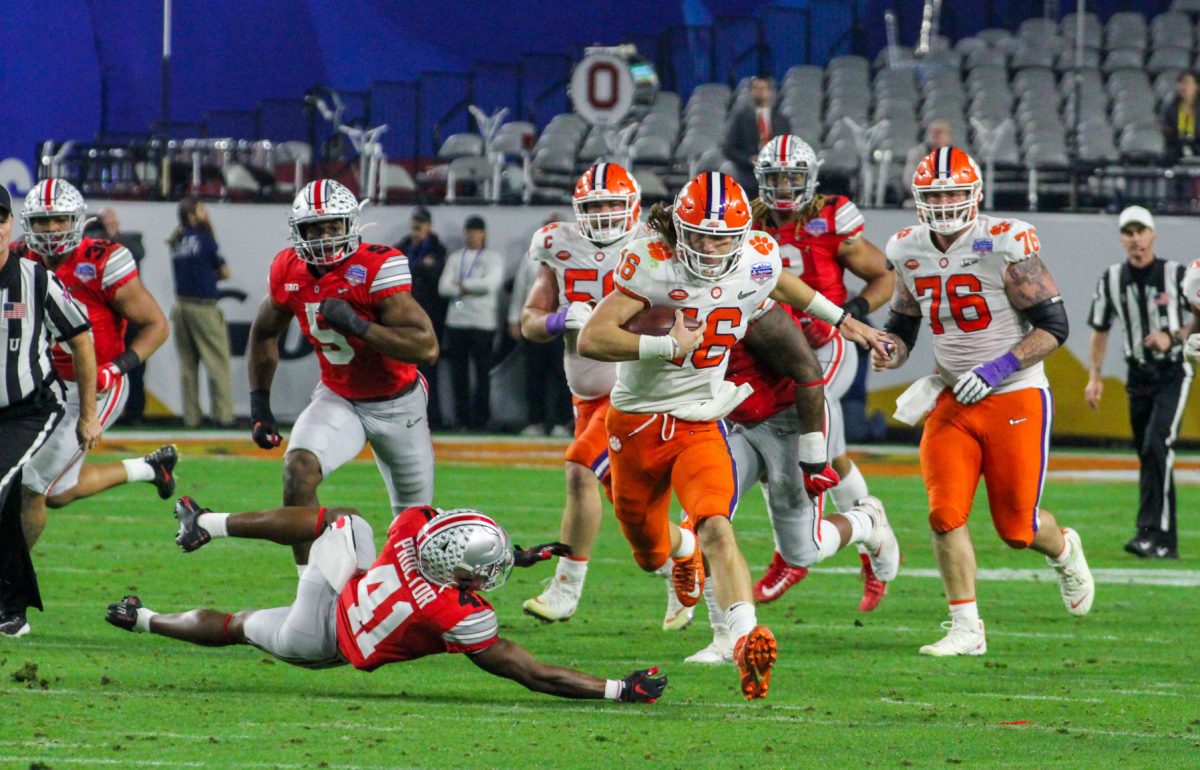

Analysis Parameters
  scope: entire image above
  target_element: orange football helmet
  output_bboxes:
[911,146,983,235]
[573,162,641,245]
[672,172,752,281]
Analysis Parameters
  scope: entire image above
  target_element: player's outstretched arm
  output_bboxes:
[469,638,667,703]
[743,305,825,437]
[577,290,704,362]
[1004,255,1069,368]
[839,235,895,318]
[874,278,921,372]
[770,272,890,356]
[329,291,438,366]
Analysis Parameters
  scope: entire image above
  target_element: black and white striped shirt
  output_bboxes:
[0,254,91,408]
[1088,257,1191,368]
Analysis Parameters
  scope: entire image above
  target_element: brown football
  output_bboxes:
[620,306,702,336]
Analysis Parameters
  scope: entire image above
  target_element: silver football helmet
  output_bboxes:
[754,135,820,212]
[416,509,514,592]
[288,179,362,266]
[22,179,87,257]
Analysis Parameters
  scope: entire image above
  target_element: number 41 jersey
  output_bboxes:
[335,506,499,672]
[885,214,1048,394]
[269,243,416,400]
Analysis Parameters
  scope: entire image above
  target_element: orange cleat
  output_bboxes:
[858,552,888,612]
[754,551,809,603]
[734,625,777,700]
[671,537,705,608]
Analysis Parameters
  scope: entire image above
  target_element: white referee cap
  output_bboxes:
[1118,205,1155,231]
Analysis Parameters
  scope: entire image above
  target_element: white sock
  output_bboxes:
[949,600,980,626]
[134,607,157,633]
[815,520,841,561]
[557,557,588,583]
[122,458,155,483]
[703,578,725,633]
[196,513,229,538]
[830,461,868,513]
[1050,536,1073,565]
[839,504,877,548]
[671,527,696,560]
[725,601,757,641]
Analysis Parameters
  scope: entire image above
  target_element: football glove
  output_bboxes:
[318,298,370,338]
[800,462,840,497]
[617,666,667,704]
[249,389,282,449]
[513,542,572,568]
[96,363,121,394]
[1186,333,1200,362]
[564,301,594,331]
[953,352,1019,405]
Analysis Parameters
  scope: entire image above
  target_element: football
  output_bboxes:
[620,306,702,336]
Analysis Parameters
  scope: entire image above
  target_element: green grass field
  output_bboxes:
[3,449,1199,769]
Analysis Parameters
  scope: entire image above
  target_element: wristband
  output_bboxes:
[250,388,273,420]
[110,349,141,374]
[798,431,826,465]
[545,306,568,336]
[805,292,845,326]
[638,334,679,361]
[604,679,624,701]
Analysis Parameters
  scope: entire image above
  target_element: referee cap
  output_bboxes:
[0,186,11,216]
[1118,205,1155,231]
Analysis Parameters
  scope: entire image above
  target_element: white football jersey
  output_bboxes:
[609,231,782,414]
[886,214,1048,393]
[529,221,649,400]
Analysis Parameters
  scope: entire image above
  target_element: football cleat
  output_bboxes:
[145,445,178,500]
[662,574,695,631]
[856,496,900,583]
[174,496,213,553]
[857,551,888,612]
[1123,534,1156,558]
[1049,528,1094,616]
[685,630,734,664]
[670,523,705,608]
[0,610,30,638]
[522,576,581,623]
[919,619,987,657]
[105,595,143,632]
[734,625,777,700]
[754,551,808,603]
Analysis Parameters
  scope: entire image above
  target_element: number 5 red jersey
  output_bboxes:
[269,242,417,400]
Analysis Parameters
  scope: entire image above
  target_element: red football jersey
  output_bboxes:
[760,195,864,348]
[269,243,416,400]
[19,237,138,380]
[335,506,499,671]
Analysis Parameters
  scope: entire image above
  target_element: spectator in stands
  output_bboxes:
[439,215,504,432]
[723,76,790,197]
[1161,71,1199,163]
[508,215,571,437]
[903,120,954,190]
[84,207,149,425]
[167,197,234,429]
[395,206,448,428]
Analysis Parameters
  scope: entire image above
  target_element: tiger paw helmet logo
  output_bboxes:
[608,435,623,453]
[749,235,773,255]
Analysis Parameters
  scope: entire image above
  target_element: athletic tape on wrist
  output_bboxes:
[605,679,624,701]
[805,292,844,325]
[638,334,678,361]
[798,432,826,465]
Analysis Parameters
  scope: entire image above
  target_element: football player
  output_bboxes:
[751,135,895,608]
[106,501,667,704]
[519,163,692,628]
[578,172,887,699]
[247,180,438,569]
[17,180,175,559]
[874,147,1094,655]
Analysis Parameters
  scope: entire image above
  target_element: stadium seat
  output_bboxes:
[1148,47,1192,75]
[577,128,613,163]
[1150,12,1194,49]
[438,132,484,160]
[444,156,492,201]
[636,170,671,201]
[975,28,1012,47]
[1024,142,1070,169]
[691,147,728,175]
[630,135,673,168]
[1103,48,1145,73]
[1056,48,1101,71]
[1061,12,1103,50]
[1105,12,1149,51]
[1118,125,1166,161]
[1171,0,1200,14]
[532,146,576,177]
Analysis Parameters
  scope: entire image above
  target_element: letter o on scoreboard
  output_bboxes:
[570,52,635,127]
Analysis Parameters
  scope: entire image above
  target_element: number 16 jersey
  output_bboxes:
[269,243,416,400]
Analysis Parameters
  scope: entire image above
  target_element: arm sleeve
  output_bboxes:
[442,608,500,654]
[43,271,91,341]
[369,252,413,297]
[1087,270,1114,332]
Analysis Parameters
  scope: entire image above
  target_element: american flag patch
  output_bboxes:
[3,302,27,319]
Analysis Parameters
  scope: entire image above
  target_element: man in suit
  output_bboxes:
[723,76,791,197]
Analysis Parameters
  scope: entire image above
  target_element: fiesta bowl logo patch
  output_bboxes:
[345,265,368,286]
[74,263,97,281]
[750,262,774,284]
[904,259,920,270]
[972,239,993,255]
[804,218,828,235]
[555,250,572,261]
[669,289,689,301]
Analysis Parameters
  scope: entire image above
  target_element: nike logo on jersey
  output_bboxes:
[1009,417,1027,425]
[738,290,756,299]
[406,416,425,428]
[338,288,350,294]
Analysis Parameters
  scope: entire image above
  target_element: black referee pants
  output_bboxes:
[1127,364,1192,549]
[0,399,64,614]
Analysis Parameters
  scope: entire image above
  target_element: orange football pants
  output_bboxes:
[919,387,1052,548]
[604,408,739,571]
[564,394,613,499]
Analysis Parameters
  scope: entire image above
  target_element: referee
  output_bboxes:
[0,185,100,637]
[1085,206,1191,560]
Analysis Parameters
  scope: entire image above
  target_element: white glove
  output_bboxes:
[952,371,992,404]
[564,301,594,331]
[1185,333,1200,362]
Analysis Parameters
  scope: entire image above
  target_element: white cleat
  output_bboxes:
[919,619,987,657]
[1049,528,1094,617]
[662,573,695,631]
[522,577,581,622]
[685,631,734,664]
[857,496,900,583]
